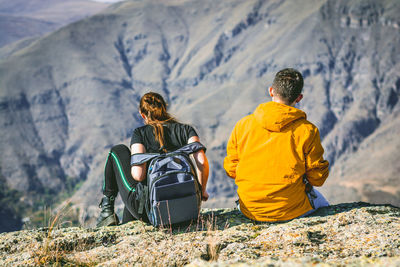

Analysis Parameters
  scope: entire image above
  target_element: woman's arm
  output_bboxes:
[188,136,210,201]
[130,143,147,182]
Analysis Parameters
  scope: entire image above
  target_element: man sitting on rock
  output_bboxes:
[224,68,330,222]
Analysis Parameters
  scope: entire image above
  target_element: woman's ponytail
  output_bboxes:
[139,92,176,152]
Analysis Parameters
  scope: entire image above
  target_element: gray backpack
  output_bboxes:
[130,142,205,226]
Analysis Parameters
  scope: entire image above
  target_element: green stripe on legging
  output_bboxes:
[110,151,135,192]
[103,154,110,191]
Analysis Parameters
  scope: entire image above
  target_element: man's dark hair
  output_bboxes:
[272,68,304,104]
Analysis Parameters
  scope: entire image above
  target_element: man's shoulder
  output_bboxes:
[293,117,320,136]
[300,118,318,128]
[235,114,255,127]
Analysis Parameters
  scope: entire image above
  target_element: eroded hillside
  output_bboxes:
[0,0,399,230]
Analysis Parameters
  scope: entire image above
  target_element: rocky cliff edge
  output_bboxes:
[0,202,399,266]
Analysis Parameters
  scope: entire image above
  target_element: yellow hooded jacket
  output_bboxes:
[224,101,329,222]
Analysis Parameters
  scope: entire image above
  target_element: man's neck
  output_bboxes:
[272,98,295,107]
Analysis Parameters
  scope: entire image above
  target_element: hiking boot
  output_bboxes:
[96,195,119,227]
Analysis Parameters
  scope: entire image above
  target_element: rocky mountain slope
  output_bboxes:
[0,0,399,231]
[0,0,109,48]
[0,203,399,266]
[0,14,57,48]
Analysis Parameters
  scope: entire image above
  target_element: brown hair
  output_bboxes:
[139,92,177,152]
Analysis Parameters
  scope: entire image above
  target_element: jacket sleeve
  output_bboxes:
[305,128,329,186]
[224,126,239,179]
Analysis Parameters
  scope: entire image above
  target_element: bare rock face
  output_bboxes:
[0,0,399,231]
[0,203,399,266]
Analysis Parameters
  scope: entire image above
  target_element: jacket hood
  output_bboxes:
[253,101,306,132]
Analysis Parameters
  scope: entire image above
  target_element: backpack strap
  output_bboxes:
[130,153,159,166]
[173,141,206,155]
[134,183,148,215]
[130,142,206,166]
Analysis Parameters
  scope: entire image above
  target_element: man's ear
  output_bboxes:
[295,94,303,103]
[268,87,274,97]
[140,112,146,120]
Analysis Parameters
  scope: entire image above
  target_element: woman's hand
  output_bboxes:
[202,191,209,201]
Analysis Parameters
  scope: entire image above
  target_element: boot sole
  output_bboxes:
[97,214,119,227]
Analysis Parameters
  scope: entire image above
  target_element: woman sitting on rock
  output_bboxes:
[96,92,209,227]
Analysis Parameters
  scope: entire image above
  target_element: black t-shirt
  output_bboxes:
[130,122,198,153]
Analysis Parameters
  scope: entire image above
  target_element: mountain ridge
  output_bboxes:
[0,0,110,49]
[0,0,399,231]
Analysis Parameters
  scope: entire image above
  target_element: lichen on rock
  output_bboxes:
[0,202,399,266]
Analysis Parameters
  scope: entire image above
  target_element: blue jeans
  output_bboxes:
[237,188,329,221]
[299,188,329,217]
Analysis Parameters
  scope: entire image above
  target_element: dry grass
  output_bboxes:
[28,205,231,266]
[31,203,68,265]
[201,211,230,262]
[30,200,99,266]
[110,211,230,266]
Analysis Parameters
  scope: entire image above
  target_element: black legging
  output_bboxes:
[103,144,149,223]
